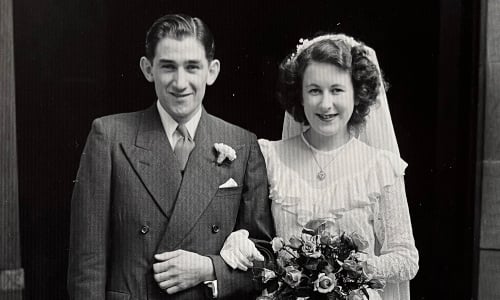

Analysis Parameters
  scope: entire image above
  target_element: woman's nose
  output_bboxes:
[319,92,334,110]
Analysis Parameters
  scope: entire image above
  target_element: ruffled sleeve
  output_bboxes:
[257,139,271,166]
[257,139,281,204]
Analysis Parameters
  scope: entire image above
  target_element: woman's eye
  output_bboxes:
[331,88,344,94]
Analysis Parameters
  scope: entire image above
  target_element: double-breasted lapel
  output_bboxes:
[121,105,182,218]
[158,110,229,251]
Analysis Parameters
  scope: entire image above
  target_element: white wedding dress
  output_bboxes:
[258,133,419,300]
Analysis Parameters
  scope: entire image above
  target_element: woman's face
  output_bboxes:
[302,61,355,140]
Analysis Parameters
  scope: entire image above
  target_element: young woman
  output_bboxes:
[221,34,418,299]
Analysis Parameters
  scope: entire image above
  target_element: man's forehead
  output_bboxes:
[154,36,207,62]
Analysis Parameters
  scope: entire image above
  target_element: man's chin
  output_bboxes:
[171,108,200,123]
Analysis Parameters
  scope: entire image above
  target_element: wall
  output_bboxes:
[478,0,500,298]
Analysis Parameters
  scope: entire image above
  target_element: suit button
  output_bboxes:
[211,225,220,233]
[140,225,150,234]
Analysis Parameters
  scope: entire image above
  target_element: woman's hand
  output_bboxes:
[220,229,264,271]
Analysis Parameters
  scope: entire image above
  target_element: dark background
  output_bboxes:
[13,0,480,299]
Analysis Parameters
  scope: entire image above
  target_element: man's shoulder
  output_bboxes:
[205,113,256,141]
[96,108,147,126]
[89,106,154,140]
[94,107,151,129]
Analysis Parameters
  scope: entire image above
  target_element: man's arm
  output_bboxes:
[67,118,111,300]
[208,135,275,299]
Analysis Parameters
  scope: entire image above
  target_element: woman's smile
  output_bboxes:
[316,113,338,121]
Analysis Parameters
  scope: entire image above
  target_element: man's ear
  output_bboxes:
[139,56,154,82]
[206,59,220,86]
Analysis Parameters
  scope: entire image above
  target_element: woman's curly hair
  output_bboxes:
[277,36,385,131]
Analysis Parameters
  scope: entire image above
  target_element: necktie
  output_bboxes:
[174,124,195,171]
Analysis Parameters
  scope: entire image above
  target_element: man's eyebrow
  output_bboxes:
[185,59,202,64]
[157,59,175,64]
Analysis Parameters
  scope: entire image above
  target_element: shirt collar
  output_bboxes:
[156,100,202,141]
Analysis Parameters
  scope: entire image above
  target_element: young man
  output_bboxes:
[68,14,274,300]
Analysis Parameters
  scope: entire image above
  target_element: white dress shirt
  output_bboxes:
[156,100,202,150]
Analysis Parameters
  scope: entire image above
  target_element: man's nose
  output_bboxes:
[172,69,188,90]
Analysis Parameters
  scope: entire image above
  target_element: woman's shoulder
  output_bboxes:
[258,134,303,155]
[348,138,408,177]
[258,134,302,147]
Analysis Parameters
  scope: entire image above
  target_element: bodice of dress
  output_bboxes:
[258,135,418,300]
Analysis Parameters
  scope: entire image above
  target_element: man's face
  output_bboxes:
[141,36,219,124]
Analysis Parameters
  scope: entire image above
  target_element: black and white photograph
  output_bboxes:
[1,0,497,299]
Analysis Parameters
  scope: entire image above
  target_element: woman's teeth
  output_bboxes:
[317,113,337,121]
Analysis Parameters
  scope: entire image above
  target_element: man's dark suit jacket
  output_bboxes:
[68,105,275,300]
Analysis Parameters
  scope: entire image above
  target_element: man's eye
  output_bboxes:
[308,89,321,95]
[186,65,201,71]
[161,65,175,70]
[331,88,344,94]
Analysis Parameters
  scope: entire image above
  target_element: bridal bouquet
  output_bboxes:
[253,220,385,300]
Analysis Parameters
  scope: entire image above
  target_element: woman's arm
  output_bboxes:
[368,177,419,282]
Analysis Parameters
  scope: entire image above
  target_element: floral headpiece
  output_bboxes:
[286,34,362,63]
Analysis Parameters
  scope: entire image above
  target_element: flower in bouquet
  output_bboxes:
[271,237,286,252]
[262,268,278,283]
[301,234,321,258]
[313,272,337,293]
[283,266,303,288]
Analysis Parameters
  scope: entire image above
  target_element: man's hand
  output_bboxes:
[153,249,215,294]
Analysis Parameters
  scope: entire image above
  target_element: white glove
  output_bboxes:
[220,229,265,271]
[365,288,382,300]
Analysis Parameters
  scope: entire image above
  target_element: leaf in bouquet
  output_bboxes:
[367,278,385,289]
[302,227,316,236]
[361,287,369,299]
[275,256,289,271]
[256,240,277,261]
[320,233,336,246]
[340,233,355,250]
[317,260,334,274]
[288,236,303,249]
[341,260,364,275]
[349,232,369,251]
[304,219,336,236]
[295,285,314,297]
[266,278,280,293]
[322,254,341,272]
[326,292,340,300]
[295,255,313,270]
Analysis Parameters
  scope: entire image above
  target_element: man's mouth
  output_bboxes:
[169,92,192,98]
[316,113,338,121]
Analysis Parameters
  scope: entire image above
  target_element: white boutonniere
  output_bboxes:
[214,143,237,164]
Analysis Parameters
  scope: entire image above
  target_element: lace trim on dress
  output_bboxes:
[258,138,407,226]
